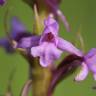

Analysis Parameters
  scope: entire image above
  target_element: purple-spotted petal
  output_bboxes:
[75,62,88,81]
[11,17,26,39]
[57,37,83,56]
[0,17,28,53]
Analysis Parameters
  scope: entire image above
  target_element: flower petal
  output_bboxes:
[0,38,14,53]
[85,48,96,59]
[31,43,48,67]
[40,56,48,67]
[57,37,83,56]
[75,62,88,81]
[44,16,57,26]
[44,17,59,36]
[17,35,40,49]
[85,48,96,73]
[11,17,26,39]
[45,43,62,64]
[31,45,44,57]
[39,43,62,67]
[31,42,62,67]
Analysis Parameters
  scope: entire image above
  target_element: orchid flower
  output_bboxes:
[0,17,40,53]
[0,17,27,53]
[31,16,83,67]
[75,48,96,81]
[0,15,82,67]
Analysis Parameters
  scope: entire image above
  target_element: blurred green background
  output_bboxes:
[0,0,96,96]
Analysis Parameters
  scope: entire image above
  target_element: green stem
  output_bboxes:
[32,66,52,96]
[28,57,53,96]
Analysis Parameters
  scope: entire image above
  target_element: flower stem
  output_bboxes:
[28,57,53,96]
